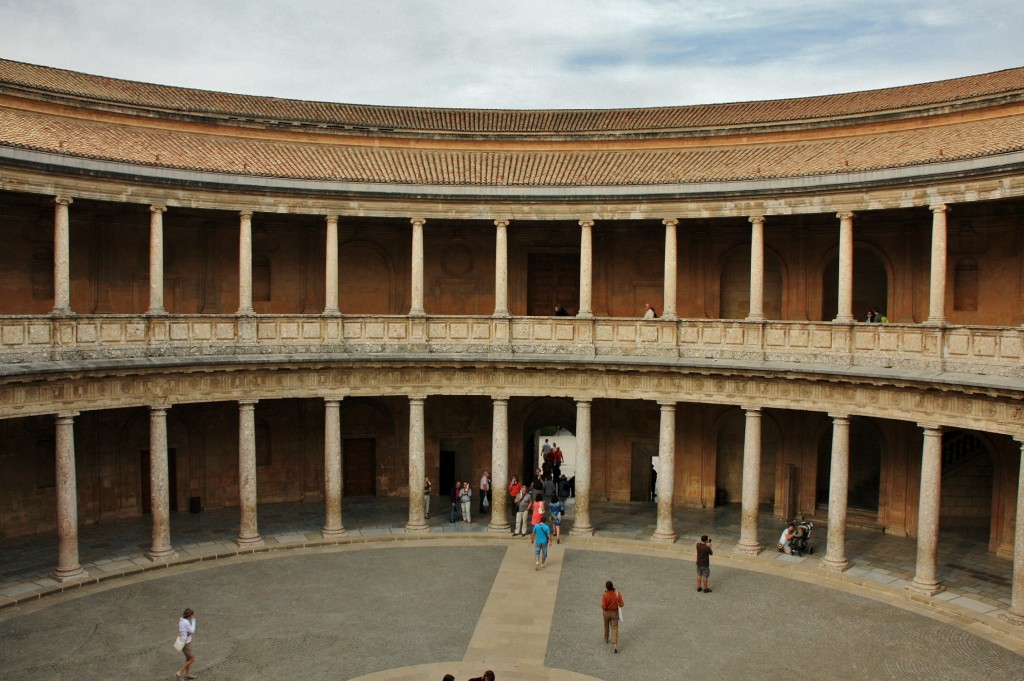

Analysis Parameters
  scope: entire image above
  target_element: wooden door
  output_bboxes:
[344,438,377,496]
[528,253,579,316]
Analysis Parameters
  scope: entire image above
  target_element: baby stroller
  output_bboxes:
[790,521,814,556]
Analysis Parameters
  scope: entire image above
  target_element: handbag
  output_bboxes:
[616,592,624,622]
[174,635,186,652]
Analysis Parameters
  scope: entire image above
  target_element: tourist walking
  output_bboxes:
[175,607,198,680]
[515,484,532,536]
[530,492,546,533]
[601,581,624,653]
[479,471,491,514]
[532,516,552,569]
[696,535,713,593]
[508,474,522,522]
[548,494,564,544]
[460,481,473,523]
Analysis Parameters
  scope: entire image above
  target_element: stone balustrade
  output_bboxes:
[0,315,1021,381]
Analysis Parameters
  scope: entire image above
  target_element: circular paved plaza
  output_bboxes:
[1,539,1022,681]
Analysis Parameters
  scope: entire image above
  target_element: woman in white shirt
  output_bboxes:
[176,608,197,680]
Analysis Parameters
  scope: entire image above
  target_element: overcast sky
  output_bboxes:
[1,0,1022,110]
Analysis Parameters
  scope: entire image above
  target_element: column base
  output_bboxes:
[487,521,511,533]
[832,316,855,324]
[320,527,348,539]
[999,610,1024,626]
[405,521,430,534]
[651,531,678,544]
[819,557,851,573]
[146,546,177,561]
[735,541,763,555]
[235,534,264,547]
[50,565,87,582]
[570,525,594,536]
[906,579,944,596]
[576,312,593,319]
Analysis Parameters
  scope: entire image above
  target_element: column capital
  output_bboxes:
[575,397,593,406]
[578,219,594,228]
[918,422,943,433]
[661,218,679,227]
[238,399,259,408]
[836,210,855,221]
[408,394,428,404]
[322,397,345,407]
[658,400,677,409]
[490,395,510,404]
[325,214,339,225]
[828,412,850,421]
[56,411,79,421]
[55,195,73,206]
[748,215,766,225]
[930,203,950,214]
[493,218,510,228]
[741,405,762,414]
[410,217,426,227]
[239,209,254,219]
[148,404,170,415]
[150,204,167,214]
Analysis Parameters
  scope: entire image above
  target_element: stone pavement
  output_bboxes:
[1,497,1023,680]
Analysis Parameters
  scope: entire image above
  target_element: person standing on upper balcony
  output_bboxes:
[554,304,570,316]
[643,303,658,319]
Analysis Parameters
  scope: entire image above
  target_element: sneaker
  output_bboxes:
[697,587,703,592]
[703,588,712,593]
[613,647,618,654]
[535,562,539,570]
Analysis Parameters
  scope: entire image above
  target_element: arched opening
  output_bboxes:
[940,431,994,541]
[821,247,888,321]
[815,418,882,515]
[519,397,576,490]
[714,408,779,508]
[719,250,783,319]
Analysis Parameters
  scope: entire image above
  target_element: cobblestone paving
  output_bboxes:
[0,542,1021,681]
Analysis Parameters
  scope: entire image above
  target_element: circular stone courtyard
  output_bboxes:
[0,540,1021,681]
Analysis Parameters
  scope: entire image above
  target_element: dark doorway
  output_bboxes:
[344,438,376,496]
[630,442,656,502]
[439,437,473,497]
[140,448,178,513]
[816,420,881,512]
[822,248,888,321]
[528,253,579,316]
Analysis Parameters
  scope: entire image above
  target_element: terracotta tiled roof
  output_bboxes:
[3,58,1024,134]
[3,105,1023,186]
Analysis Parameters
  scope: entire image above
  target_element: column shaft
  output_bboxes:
[53,196,72,315]
[662,219,678,320]
[146,406,175,560]
[736,407,764,554]
[578,220,594,318]
[322,398,346,537]
[570,399,594,535]
[324,215,340,314]
[926,205,948,324]
[835,212,855,323]
[493,220,510,317]
[406,396,429,532]
[488,397,511,531]
[821,414,851,571]
[652,402,678,542]
[909,424,943,595]
[410,218,426,316]
[747,216,765,321]
[52,412,86,581]
[238,211,254,315]
[147,205,167,314]
[236,400,263,545]
[1004,439,1024,624]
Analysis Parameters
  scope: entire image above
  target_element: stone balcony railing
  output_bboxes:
[0,315,1022,382]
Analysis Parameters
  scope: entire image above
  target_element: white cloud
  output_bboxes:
[0,0,1020,108]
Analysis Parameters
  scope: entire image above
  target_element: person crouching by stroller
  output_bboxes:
[778,522,796,554]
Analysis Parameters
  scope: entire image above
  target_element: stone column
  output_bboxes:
[908,424,944,595]
[324,215,340,315]
[147,205,167,315]
[493,219,510,317]
[52,196,73,315]
[1003,438,1024,625]
[926,205,949,325]
[488,397,511,532]
[409,218,426,316]
[746,216,766,321]
[835,211,855,323]
[662,219,678,320]
[146,405,175,560]
[652,401,678,543]
[736,406,764,554]
[578,220,594,318]
[821,414,852,571]
[236,400,263,546]
[238,210,254,315]
[322,398,347,538]
[51,411,86,581]
[406,396,429,532]
[570,399,594,535]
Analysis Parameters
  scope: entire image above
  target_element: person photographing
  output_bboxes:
[696,535,713,593]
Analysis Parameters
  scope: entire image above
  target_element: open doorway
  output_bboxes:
[439,437,473,499]
[630,442,657,502]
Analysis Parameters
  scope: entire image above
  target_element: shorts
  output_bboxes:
[182,642,194,658]
[552,514,561,527]
[696,565,710,578]
[534,542,549,560]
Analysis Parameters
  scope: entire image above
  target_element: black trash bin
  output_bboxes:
[189,496,202,513]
